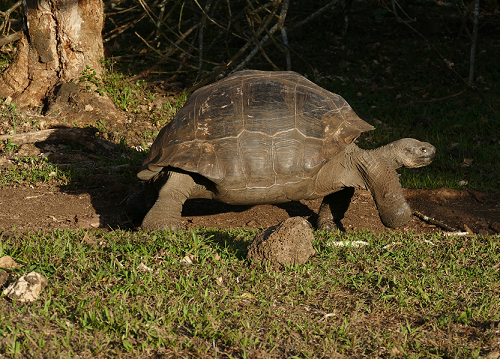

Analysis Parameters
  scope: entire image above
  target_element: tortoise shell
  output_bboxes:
[138,70,374,189]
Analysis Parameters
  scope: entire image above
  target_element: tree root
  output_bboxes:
[0,127,117,153]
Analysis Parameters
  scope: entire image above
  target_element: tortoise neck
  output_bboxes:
[314,144,365,194]
[370,143,404,169]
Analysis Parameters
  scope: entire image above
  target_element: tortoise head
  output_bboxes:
[381,138,436,169]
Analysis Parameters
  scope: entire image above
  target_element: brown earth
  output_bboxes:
[0,84,498,237]
[1,171,499,235]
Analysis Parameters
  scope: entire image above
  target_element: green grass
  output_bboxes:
[1,229,499,357]
[0,156,72,187]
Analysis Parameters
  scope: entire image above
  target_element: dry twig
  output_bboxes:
[413,211,458,232]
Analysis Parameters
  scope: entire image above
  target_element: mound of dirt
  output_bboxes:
[247,217,316,267]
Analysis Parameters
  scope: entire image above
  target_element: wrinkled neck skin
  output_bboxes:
[370,143,405,169]
[314,143,367,194]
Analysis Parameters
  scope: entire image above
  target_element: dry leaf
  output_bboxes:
[137,263,153,273]
[180,254,196,264]
[240,292,253,299]
[383,242,402,250]
[461,158,473,167]
[463,224,474,235]
[391,347,402,355]
[485,351,500,359]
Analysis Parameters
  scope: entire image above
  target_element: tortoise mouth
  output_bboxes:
[405,144,436,167]
[411,152,436,167]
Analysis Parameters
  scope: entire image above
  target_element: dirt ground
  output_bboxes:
[1,173,498,235]
[0,89,498,236]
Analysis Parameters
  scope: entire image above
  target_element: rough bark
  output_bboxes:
[0,0,105,108]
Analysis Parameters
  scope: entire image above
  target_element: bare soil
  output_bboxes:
[0,85,498,236]
[1,171,498,235]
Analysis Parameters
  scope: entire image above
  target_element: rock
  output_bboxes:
[491,222,500,234]
[0,255,22,268]
[478,228,490,236]
[246,217,316,267]
[3,271,48,303]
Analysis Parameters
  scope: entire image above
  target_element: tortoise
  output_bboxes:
[136,70,435,231]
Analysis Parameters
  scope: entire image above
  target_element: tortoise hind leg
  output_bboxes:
[317,187,355,232]
[142,170,196,231]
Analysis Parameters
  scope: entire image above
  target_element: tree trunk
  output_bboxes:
[0,0,105,108]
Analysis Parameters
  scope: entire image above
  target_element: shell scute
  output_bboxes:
[138,70,374,189]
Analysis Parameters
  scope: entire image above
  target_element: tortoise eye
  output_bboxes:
[421,148,427,153]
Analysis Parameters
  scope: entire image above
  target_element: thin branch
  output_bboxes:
[0,0,22,17]
[196,0,215,82]
[247,12,280,71]
[0,0,22,34]
[289,0,341,31]
[381,2,469,87]
[281,26,291,71]
[413,211,458,232]
[468,0,480,85]
[0,30,21,47]
[231,0,290,74]
[400,90,467,108]
[104,13,147,43]
[192,0,247,41]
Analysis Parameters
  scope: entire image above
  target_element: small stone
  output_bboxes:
[0,255,22,268]
[84,104,94,111]
[491,222,500,233]
[3,271,47,303]
[478,228,489,236]
[246,217,316,268]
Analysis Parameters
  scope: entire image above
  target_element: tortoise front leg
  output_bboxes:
[141,170,196,230]
[356,152,412,228]
[317,187,355,231]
